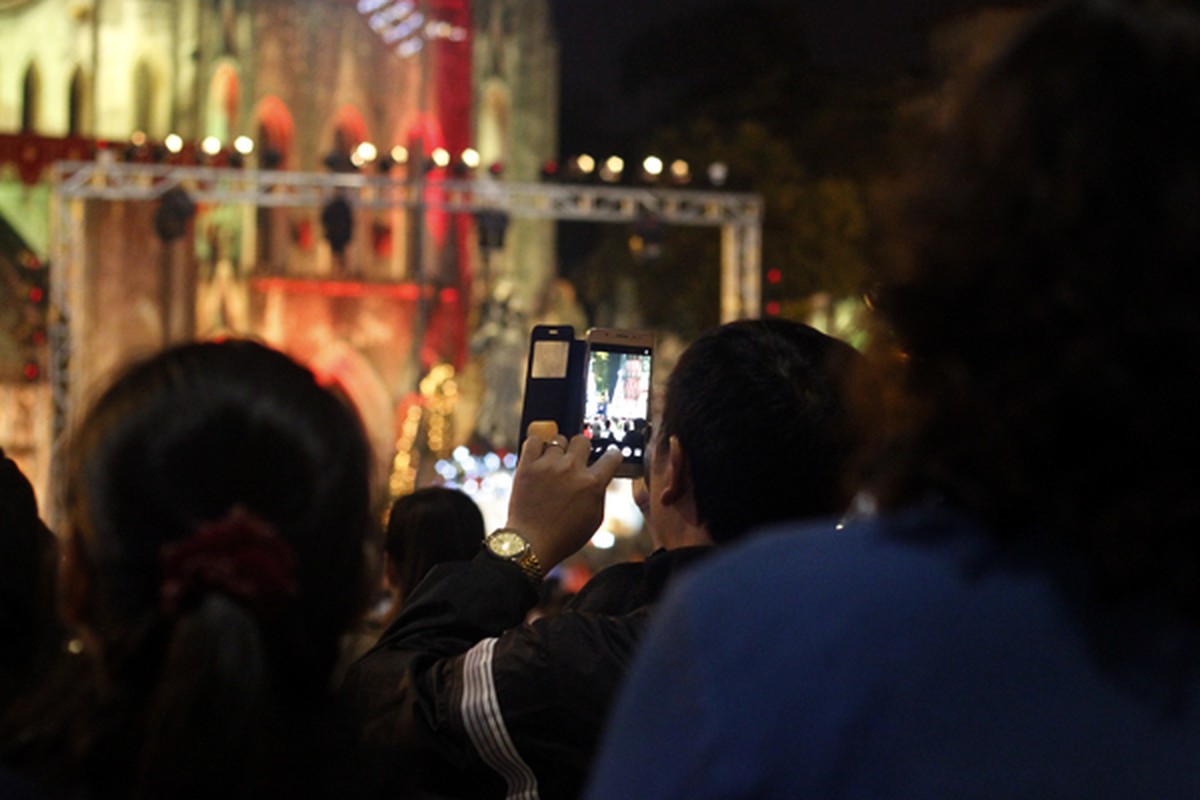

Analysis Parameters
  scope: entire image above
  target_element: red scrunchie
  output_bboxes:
[159,508,299,620]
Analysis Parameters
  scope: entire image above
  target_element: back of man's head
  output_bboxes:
[658,319,874,545]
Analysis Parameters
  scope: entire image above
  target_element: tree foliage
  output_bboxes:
[566,0,912,341]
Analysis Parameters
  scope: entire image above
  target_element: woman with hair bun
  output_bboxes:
[1,339,390,799]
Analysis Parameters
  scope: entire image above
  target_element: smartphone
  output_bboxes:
[583,328,654,478]
[518,325,587,455]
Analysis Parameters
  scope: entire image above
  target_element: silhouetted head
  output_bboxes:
[64,338,372,712]
[383,486,485,604]
[653,319,877,544]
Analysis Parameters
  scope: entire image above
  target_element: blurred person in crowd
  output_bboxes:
[0,447,60,711]
[586,3,1200,798]
[382,487,486,616]
[337,487,486,679]
[342,318,878,799]
[1,340,391,799]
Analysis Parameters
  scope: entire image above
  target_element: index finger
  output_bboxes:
[520,431,548,462]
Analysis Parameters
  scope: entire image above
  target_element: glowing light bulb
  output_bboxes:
[355,141,378,162]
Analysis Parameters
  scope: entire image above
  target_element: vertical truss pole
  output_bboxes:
[720,224,740,322]
[740,218,762,319]
[47,178,78,527]
[720,216,763,322]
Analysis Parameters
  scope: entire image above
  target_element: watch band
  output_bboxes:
[484,528,545,586]
[515,547,544,586]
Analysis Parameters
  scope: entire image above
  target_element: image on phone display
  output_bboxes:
[583,344,652,466]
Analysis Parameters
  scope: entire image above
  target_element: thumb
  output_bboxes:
[591,445,625,484]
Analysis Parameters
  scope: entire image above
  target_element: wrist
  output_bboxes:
[482,527,544,586]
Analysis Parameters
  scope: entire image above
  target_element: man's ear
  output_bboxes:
[657,435,691,507]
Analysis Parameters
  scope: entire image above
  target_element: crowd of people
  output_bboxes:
[4,1,1200,797]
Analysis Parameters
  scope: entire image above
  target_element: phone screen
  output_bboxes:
[583,341,653,468]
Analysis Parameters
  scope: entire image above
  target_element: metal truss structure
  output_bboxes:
[46,160,763,511]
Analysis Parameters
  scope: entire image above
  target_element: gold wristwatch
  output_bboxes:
[483,528,545,586]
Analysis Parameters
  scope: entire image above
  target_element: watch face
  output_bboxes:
[488,531,527,558]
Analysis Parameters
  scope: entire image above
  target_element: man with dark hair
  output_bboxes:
[650,319,871,547]
[341,319,875,800]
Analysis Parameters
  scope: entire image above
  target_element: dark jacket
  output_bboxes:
[340,546,713,800]
[0,447,59,710]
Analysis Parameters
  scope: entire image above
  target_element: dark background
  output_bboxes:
[545,0,1035,337]
[551,0,1008,156]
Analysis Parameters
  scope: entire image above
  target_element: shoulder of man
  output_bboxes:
[569,546,715,615]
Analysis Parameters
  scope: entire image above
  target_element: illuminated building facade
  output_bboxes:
[0,0,559,503]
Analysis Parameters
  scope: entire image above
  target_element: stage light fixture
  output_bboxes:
[323,149,357,172]
[461,148,481,169]
[352,141,378,168]
[201,136,222,157]
[707,161,729,187]
[164,133,184,154]
[670,159,691,183]
[600,155,624,183]
[234,136,255,156]
[154,186,196,242]
[431,148,451,168]
[321,194,354,257]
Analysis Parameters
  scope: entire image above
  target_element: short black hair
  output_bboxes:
[658,319,875,544]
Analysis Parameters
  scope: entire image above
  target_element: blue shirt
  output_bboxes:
[586,507,1200,799]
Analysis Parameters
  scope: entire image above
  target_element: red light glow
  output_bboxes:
[250,276,425,300]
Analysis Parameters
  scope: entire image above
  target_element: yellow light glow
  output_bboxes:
[643,156,664,176]
[577,154,595,174]
[605,155,624,174]
[201,136,222,156]
[461,148,481,169]
[391,145,409,164]
[355,141,378,163]
[164,133,184,154]
[130,130,147,146]
[234,135,254,155]
[431,148,451,168]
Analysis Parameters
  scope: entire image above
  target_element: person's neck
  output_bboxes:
[655,524,714,551]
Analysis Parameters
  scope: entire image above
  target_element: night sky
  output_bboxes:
[549,0,1014,154]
